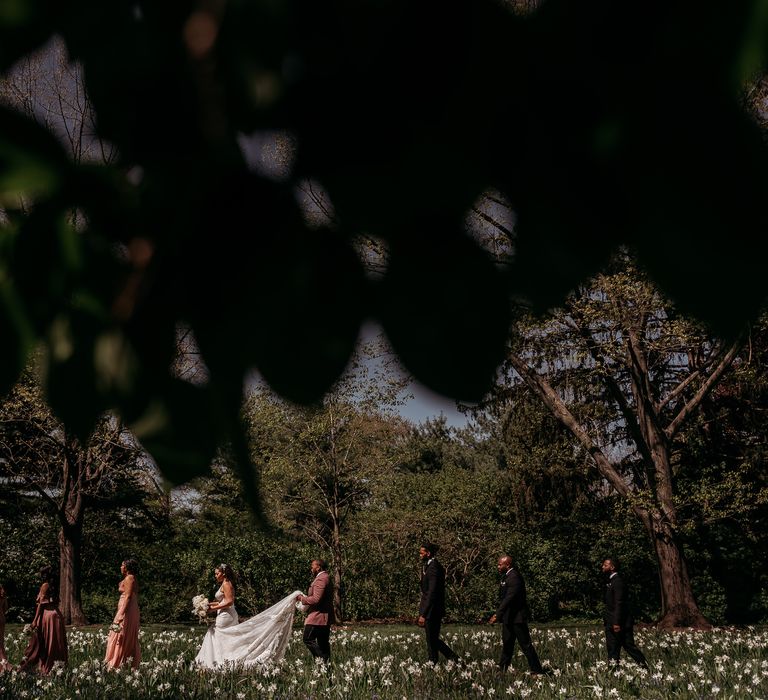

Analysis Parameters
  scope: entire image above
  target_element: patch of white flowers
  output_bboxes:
[0,625,767,698]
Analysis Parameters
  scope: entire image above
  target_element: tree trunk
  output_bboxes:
[508,352,712,630]
[644,516,710,629]
[58,510,87,626]
[643,435,710,629]
[331,520,343,624]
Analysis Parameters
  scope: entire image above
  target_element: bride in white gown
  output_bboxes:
[194,563,303,669]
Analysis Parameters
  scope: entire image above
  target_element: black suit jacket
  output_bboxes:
[495,567,528,624]
[604,572,633,626]
[419,559,446,619]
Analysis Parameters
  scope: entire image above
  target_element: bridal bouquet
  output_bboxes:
[109,623,122,634]
[192,594,210,623]
[22,624,32,635]
[295,600,309,613]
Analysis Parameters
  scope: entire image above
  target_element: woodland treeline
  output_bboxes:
[2,254,767,628]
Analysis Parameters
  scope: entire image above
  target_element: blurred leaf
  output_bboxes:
[0,275,34,398]
[132,380,219,485]
[626,96,768,337]
[249,230,366,403]
[379,229,510,402]
[0,106,70,204]
[43,311,110,443]
[289,0,517,235]
[0,0,57,72]
[185,173,365,405]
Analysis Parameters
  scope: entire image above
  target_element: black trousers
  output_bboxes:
[499,622,543,673]
[604,624,647,668]
[304,624,331,663]
[424,615,457,663]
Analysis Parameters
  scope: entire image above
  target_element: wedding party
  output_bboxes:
[1,548,649,679]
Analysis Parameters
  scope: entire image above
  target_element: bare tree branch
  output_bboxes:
[665,335,744,440]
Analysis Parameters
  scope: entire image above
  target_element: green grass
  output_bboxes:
[2,623,767,698]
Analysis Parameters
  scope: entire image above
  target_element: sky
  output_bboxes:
[399,380,469,428]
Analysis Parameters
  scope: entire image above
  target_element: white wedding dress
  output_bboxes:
[194,586,304,669]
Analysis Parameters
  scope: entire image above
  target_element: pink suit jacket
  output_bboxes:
[300,570,334,626]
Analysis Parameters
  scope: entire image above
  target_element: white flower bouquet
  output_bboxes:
[192,594,211,623]
[295,600,309,613]
[109,622,122,634]
[22,623,32,635]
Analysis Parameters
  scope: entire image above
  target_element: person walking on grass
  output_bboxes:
[489,555,545,675]
[602,557,648,669]
[418,542,458,664]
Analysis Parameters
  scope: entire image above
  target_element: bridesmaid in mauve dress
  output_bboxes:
[19,566,68,674]
[0,583,8,667]
[105,559,141,669]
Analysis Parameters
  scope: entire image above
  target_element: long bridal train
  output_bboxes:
[195,590,304,669]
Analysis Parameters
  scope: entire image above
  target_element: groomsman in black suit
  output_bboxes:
[489,555,545,674]
[418,542,458,663]
[602,558,648,668]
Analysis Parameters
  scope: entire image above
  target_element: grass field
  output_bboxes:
[2,623,767,698]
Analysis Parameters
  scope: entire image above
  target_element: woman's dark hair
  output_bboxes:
[216,563,237,587]
[39,566,57,600]
[122,559,139,575]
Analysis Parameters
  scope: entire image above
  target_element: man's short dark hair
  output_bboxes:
[421,542,439,556]
[605,557,620,570]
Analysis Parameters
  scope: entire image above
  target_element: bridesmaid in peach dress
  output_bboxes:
[105,559,141,669]
[19,566,68,674]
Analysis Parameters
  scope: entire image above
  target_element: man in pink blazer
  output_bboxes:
[296,559,334,663]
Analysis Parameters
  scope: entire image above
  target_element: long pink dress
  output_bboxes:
[105,575,141,669]
[19,586,68,674]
